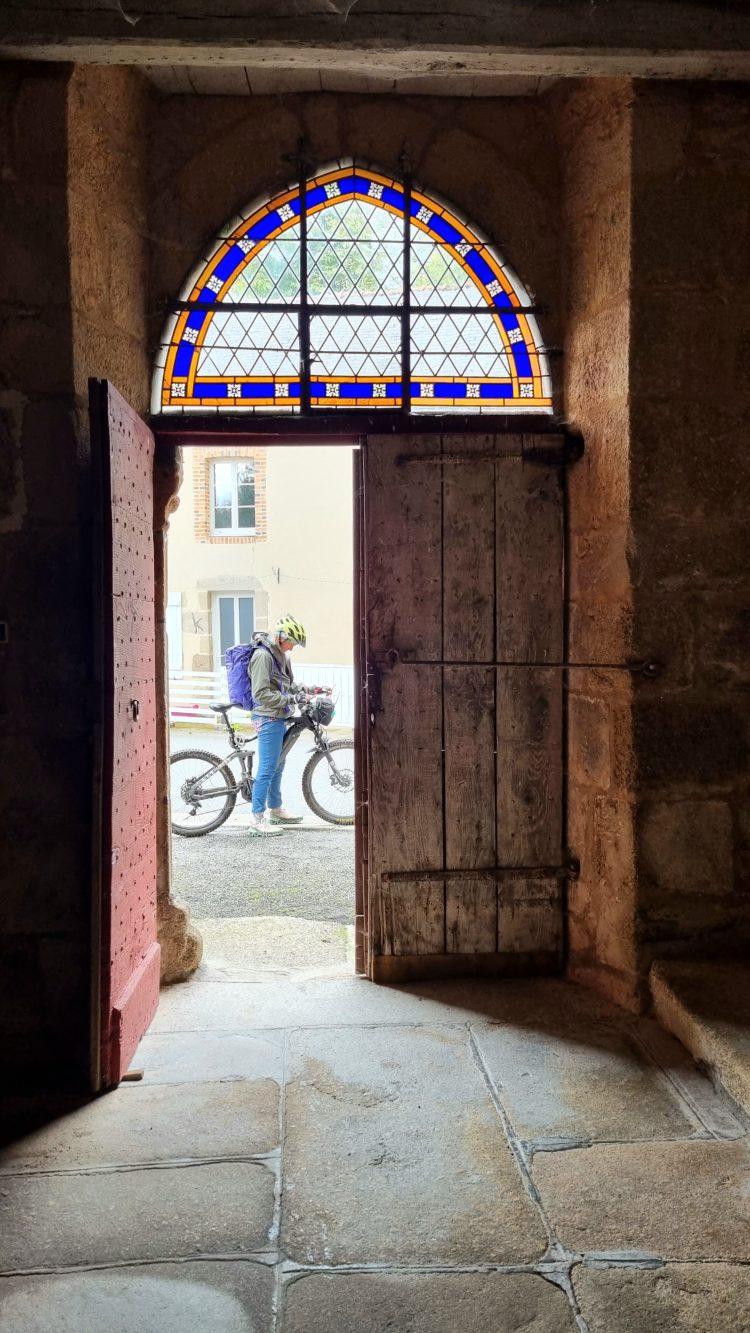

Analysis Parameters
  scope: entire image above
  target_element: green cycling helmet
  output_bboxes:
[276,614,307,648]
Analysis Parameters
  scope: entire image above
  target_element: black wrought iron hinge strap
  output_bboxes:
[373,654,663,678]
[395,435,584,468]
[382,860,580,884]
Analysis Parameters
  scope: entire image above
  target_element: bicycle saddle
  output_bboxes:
[209,702,234,713]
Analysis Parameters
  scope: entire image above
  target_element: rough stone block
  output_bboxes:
[0,1161,275,1269]
[133,1027,283,1087]
[633,700,749,787]
[0,1260,273,1333]
[473,1016,694,1145]
[533,1140,750,1260]
[639,800,733,898]
[568,602,633,672]
[633,514,750,586]
[283,1272,577,1333]
[569,694,611,791]
[694,600,750,689]
[573,1262,750,1333]
[571,528,631,606]
[594,795,636,898]
[282,1024,546,1265]
[0,1078,280,1170]
[566,400,630,531]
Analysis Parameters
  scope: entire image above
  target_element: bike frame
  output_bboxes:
[193,708,329,803]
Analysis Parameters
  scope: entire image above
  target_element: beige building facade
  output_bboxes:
[167,443,355,672]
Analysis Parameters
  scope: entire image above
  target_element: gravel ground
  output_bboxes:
[170,726,355,923]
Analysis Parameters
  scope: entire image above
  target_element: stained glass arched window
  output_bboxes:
[153,161,553,416]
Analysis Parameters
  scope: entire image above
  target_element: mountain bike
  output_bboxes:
[169,687,355,836]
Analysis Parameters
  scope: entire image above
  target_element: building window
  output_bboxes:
[211,459,256,534]
[213,593,255,667]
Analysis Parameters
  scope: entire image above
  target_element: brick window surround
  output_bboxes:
[192,446,268,544]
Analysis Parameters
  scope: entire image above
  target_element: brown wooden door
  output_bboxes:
[364,433,565,982]
[91,380,160,1088]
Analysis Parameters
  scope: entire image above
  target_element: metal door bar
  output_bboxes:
[382,861,580,884]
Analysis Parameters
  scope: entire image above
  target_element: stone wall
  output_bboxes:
[629,82,750,968]
[556,80,639,1008]
[558,79,750,1008]
[0,64,92,1087]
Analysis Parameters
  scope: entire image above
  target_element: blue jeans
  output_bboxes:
[251,716,287,813]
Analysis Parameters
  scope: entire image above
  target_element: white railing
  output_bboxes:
[169,664,355,729]
[293,662,355,730]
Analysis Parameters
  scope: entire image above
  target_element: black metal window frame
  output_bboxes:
[160,151,553,428]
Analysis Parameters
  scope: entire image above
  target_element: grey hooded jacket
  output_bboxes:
[249,633,295,719]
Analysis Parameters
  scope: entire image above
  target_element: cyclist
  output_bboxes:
[249,614,307,836]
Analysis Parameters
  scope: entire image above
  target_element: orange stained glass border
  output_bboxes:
[160,163,552,410]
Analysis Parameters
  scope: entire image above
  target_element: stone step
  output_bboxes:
[650,960,750,1120]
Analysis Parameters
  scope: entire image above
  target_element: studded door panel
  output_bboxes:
[92,380,159,1087]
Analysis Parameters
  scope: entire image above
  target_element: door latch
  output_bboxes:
[130,698,140,721]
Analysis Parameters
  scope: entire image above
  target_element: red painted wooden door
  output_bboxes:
[91,380,160,1089]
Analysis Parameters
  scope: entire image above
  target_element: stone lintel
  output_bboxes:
[2,26,750,83]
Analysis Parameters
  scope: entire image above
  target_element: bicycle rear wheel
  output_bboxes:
[302,739,356,826]
[170,749,237,836]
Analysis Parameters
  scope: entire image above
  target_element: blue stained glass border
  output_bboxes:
[158,162,553,415]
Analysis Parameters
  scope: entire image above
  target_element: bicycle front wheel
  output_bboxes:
[170,749,237,837]
[302,739,356,826]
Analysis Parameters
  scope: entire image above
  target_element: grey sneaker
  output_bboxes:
[248,813,283,836]
[268,807,304,825]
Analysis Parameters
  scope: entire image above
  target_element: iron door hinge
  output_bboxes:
[383,859,580,885]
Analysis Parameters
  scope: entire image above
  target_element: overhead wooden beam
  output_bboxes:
[2,2,750,80]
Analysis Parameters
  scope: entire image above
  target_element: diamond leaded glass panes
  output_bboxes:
[155,162,552,415]
[308,201,403,305]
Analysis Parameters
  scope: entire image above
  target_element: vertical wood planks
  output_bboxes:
[446,874,498,955]
[496,456,563,663]
[444,668,497,952]
[496,455,564,955]
[371,666,444,955]
[366,436,444,957]
[442,435,497,952]
[364,433,566,973]
[496,667,563,866]
[442,434,495,661]
[498,878,563,955]
[366,434,442,662]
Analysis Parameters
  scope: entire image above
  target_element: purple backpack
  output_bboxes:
[225,641,280,711]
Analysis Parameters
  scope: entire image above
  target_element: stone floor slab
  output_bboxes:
[282,1271,577,1332]
[196,916,354,982]
[0,1260,273,1333]
[133,1028,284,1086]
[0,1162,275,1271]
[282,1024,547,1265]
[151,976,617,1035]
[0,1079,279,1171]
[573,1262,750,1332]
[150,978,487,1033]
[474,1018,695,1144]
[533,1140,750,1260]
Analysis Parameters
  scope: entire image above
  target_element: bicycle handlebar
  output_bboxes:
[291,685,333,701]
